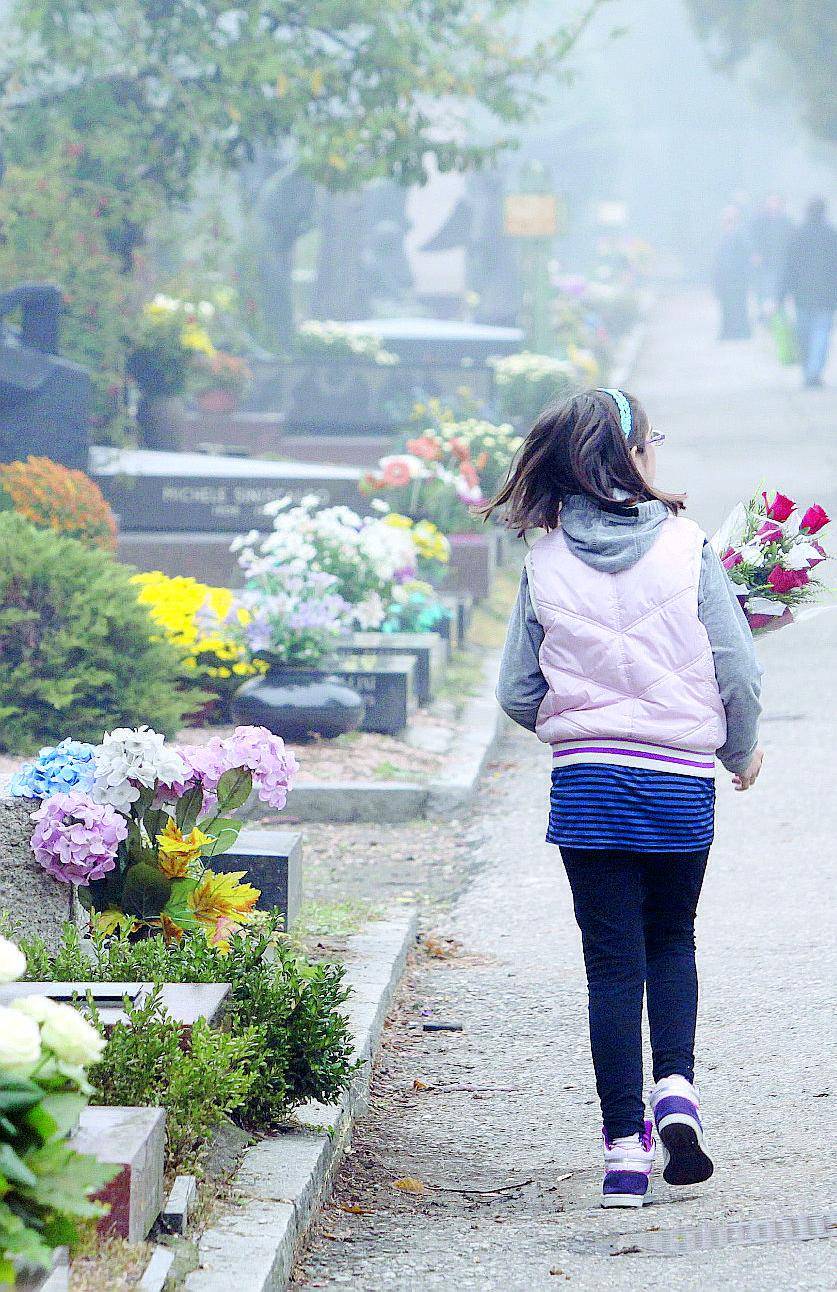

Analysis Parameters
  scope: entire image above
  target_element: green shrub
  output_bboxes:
[0,513,203,753]
[20,916,357,1130]
[89,990,259,1167]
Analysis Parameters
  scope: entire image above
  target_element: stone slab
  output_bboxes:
[328,653,417,736]
[212,829,302,930]
[89,447,365,533]
[443,531,500,601]
[161,1174,198,1236]
[72,1105,166,1243]
[0,982,230,1030]
[281,781,427,824]
[184,913,418,1292]
[0,797,74,952]
[336,631,446,707]
[139,1246,176,1291]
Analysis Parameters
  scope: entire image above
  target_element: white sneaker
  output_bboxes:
[650,1075,713,1186]
[601,1120,656,1207]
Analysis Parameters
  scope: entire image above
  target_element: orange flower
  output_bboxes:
[382,460,412,487]
[0,455,117,550]
[460,461,480,489]
[406,435,442,462]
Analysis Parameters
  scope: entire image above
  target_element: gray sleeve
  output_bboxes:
[698,542,763,774]
[495,567,547,732]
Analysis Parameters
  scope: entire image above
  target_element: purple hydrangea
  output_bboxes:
[226,726,299,811]
[9,740,98,801]
[31,792,128,885]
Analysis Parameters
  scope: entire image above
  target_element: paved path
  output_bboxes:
[293,293,836,1290]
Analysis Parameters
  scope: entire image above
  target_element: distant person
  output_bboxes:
[780,198,837,387]
[712,206,751,340]
[749,194,793,317]
[491,388,762,1208]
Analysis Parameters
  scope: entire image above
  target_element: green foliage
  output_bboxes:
[89,990,259,1167]
[20,917,357,1132]
[0,1063,116,1281]
[685,0,837,141]
[0,513,202,754]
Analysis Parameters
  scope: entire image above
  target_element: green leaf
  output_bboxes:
[20,1141,118,1215]
[0,1144,38,1188]
[201,820,242,858]
[162,877,201,930]
[175,783,204,832]
[33,1092,87,1139]
[143,807,170,845]
[213,767,252,815]
[121,862,172,918]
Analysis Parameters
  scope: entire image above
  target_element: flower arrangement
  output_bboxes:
[296,320,399,366]
[0,934,117,1284]
[131,572,266,701]
[382,579,453,635]
[127,295,217,398]
[0,457,117,552]
[191,350,253,407]
[712,490,831,633]
[10,726,298,946]
[377,511,451,581]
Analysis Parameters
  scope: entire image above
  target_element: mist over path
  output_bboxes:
[293,293,836,1291]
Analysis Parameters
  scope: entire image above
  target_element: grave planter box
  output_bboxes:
[212,829,302,930]
[444,531,501,601]
[336,632,446,707]
[328,653,417,736]
[71,1106,165,1242]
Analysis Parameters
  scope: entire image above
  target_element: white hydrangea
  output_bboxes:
[92,728,188,812]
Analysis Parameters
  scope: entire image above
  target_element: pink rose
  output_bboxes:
[799,504,830,535]
[767,565,809,594]
[762,491,795,522]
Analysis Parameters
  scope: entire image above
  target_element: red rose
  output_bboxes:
[768,565,809,594]
[800,504,830,535]
[762,491,795,522]
[722,550,743,569]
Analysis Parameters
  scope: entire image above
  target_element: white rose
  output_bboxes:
[0,1005,42,1071]
[13,996,106,1067]
[0,936,26,983]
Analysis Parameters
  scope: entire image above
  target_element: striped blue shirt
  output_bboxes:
[546,763,715,853]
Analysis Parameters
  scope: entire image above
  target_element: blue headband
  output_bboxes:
[597,388,633,441]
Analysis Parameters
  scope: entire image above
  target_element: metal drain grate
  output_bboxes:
[600,1210,835,1258]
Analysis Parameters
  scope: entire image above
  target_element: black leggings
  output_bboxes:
[560,847,709,1140]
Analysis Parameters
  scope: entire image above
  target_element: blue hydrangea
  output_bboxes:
[9,739,98,800]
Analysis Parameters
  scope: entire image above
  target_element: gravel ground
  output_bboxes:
[291,293,836,1290]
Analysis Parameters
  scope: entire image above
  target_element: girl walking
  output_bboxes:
[490,389,762,1207]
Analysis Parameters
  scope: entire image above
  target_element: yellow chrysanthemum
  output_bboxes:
[131,572,263,678]
[187,870,260,931]
[156,820,214,877]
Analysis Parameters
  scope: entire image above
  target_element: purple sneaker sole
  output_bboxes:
[660,1123,714,1186]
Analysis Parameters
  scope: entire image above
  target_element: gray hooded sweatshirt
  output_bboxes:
[496,494,762,774]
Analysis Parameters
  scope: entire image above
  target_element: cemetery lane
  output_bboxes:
[293,293,836,1290]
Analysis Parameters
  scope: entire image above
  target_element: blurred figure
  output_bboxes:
[781,199,837,388]
[712,206,751,340]
[749,194,793,318]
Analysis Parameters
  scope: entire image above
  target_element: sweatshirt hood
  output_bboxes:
[559,493,670,573]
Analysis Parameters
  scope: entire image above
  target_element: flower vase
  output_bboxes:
[231,659,365,741]
[136,395,186,452]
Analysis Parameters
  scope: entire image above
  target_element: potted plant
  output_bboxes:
[214,538,366,740]
[126,295,216,450]
[192,350,253,415]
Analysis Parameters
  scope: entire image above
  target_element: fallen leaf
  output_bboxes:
[337,1204,374,1215]
[393,1177,426,1194]
[413,1079,431,1090]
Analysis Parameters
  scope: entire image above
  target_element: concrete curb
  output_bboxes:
[265,652,506,823]
[184,913,418,1292]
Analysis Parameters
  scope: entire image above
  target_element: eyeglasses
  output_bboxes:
[647,431,666,447]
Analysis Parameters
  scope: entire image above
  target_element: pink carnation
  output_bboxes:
[31,792,128,885]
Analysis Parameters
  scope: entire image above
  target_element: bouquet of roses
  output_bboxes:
[9,726,298,947]
[712,490,830,634]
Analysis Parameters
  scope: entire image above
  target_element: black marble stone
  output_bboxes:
[336,632,445,707]
[212,828,302,930]
[328,653,417,735]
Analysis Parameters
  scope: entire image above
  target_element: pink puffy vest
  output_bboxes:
[526,515,727,758]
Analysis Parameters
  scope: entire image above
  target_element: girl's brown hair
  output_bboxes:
[482,388,684,535]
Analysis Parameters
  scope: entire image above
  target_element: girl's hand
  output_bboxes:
[733,748,764,792]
